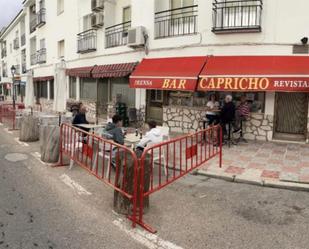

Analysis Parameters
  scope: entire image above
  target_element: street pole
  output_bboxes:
[10,65,16,110]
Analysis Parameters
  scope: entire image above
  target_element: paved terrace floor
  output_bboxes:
[199,140,309,186]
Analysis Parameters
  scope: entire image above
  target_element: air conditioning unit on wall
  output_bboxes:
[91,13,104,29]
[91,0,104,12]
[127,26,146,48]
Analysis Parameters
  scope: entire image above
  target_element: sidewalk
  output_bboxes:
[198,140,309,191]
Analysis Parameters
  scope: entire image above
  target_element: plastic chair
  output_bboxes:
[147,141,168,176]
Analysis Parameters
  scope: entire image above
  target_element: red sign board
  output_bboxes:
[130,77,198,91]
[198,77,309,92]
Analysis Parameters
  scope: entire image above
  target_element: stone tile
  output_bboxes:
[285,155,300,161]
[281,166,300,174]
[268,159,284,165]
[300,167,309,175]
[255,153,270,158]
[299,175,309,183]
[225,166,245,175]
[261,170,280,179]
[280,172,300,182]
[247,162,265,170]
[238,156,252,162]
[297,161,309,168]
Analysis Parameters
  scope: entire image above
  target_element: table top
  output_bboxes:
[124,133,141,144]
[75,124,106,129]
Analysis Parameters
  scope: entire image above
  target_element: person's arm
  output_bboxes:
[137,133,152,148]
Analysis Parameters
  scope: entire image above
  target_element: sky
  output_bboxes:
[0,0,23,30]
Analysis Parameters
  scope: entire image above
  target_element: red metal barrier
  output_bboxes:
[136,125,222,233]
[57,124,222,233]
[58,123,139,228]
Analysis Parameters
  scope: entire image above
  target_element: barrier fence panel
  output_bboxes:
[58,123,139,228]
[137,125,222,233]
[0,103,25,129]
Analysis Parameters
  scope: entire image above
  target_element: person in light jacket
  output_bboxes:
[136,121,163,151]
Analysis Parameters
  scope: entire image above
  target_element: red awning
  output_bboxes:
[130,57,207,91]
[33,76,54,82]
[92,62,137,78]
[66,66,94,78]
[198,56,309,92]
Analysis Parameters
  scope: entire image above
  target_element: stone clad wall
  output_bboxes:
[243,113,274,141]
[163,106,206,133]
[163,105,274,141]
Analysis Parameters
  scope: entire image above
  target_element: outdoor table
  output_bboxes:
[75,123,106,133]
[124,133,141,149]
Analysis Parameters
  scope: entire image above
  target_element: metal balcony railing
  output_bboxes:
[77,29,97,53]
[212,0,263,33]
[37,48,46,64]
[36,8,46,28]
[105,21,131,48]
[13,38,20,50]
[1,49,7,58]
[155,5,198,39]
[21,34,26,46]
[31,53,37,65]
[30,17,37,33]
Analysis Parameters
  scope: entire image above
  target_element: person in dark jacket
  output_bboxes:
[72,104,90,133]
[220,95,236,135]
[105,114,124,145]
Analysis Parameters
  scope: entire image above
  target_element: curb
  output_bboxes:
[197,169,309,192]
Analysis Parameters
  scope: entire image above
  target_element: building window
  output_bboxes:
[57,0,64,15]
[69,77,76,99]
[122,6,131,23]
[35,81,48,98]
[58,40,65,58]
[80,78,97,100]
[49,80,54,99]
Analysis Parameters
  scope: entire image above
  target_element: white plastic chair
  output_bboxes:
[147,142,168,176]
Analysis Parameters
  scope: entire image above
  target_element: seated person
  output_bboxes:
[206,94,220,126]
[234,95,250,133]
[72,104,90,132]
[72,104,90,143]
[220,95,236,136]
[105,114,124,145]
[136,121,163,152]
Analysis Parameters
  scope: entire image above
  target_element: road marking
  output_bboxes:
[4,128,13,134]
[60,174,92,196]
[14,137,29,147]
[113,219,184,249]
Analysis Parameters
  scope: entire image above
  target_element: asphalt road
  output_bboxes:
[0,126,308,249]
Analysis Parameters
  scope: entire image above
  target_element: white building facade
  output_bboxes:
[1,0,309,142]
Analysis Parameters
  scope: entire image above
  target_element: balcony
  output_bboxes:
[105,21,131,48]
[13,38,20,50]
[37,48,46,64]
[21,34,26,46]
[155,5,198,39]
[212,0,263,34]
[36,8,46,28]
[31,53,37,65]
[30,18,37,33]
[77,29,97,54]
[1,49,7,58]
